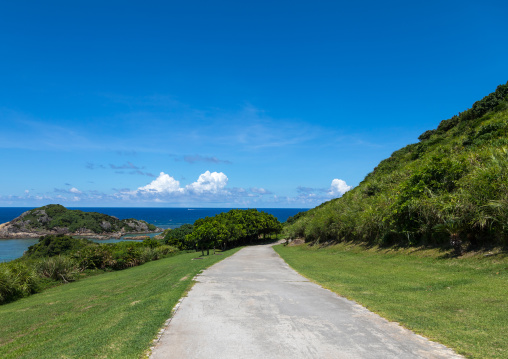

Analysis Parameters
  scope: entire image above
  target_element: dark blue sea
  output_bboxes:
[0,207,307,262]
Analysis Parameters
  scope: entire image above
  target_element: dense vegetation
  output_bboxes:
[3,204,158,236]
[286,81,508,252]
[0,235,177,304]
[160,209,282,254]
[160,223,194,250]
[24,234,92,258]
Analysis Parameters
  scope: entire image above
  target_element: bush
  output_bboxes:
[73,245,115,270]
[142,237,160,248]
[25,235,91,258]
[418,129,436,141]
[154,245,179,257]
[0,262,39,304]
[163,224,194,249]
[34,256,79,282]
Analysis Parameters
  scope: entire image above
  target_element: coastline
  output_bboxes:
[0,229,162,240]
[0,216,163,240]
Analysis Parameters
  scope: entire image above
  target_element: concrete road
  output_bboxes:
[150,245,463,359]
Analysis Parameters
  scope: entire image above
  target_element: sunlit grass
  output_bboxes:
[274,243,508,359]
[0,248,241,358]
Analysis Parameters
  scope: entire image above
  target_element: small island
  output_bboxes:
[0,204,161,239]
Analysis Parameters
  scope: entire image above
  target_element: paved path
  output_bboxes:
[150,245,463,359]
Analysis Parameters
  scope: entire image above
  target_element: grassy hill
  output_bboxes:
[286,81,508,252]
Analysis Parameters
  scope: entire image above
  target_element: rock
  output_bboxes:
[101,221,112,231]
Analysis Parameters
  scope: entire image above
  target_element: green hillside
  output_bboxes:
[286,81,508,252]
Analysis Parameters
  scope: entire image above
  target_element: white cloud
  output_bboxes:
[328,179,351,197]
[3,170,351,208]
[137,172,183,194]
[185,171,228,194]
[130,171,229,201]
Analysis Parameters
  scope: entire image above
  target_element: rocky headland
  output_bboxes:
[0,204,162,239]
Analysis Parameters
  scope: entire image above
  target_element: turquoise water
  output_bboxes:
[0,207,306,262]
[0,237,146,263]
[0,238,39,263]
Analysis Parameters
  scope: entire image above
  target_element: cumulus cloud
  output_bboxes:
[129,171,229,201]
[137,172,183,194]
[328,179,352,197]
[185,171,228,194]
[3,169,351,207]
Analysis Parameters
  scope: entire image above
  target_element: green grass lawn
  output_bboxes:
[274,243,508,359]
[0,248,241,359]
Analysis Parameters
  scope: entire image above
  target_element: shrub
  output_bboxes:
[142,237,160,248]
[418,129,436,141]
[73,245,115,270]
[0,262,39,304]
[138,247,156,263]
[34,256,79,283]
[163,224,194,249]
[25,235,91,258]
[154,245,179,257]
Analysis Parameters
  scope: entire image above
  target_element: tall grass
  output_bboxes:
[0,262,38,303]
[286,82,508,250]
[286,108,508,250]
[34,256,79,283]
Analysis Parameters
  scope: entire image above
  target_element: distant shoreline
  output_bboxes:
[0,231,162,240]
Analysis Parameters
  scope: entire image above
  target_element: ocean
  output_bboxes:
[0,207,306,229]
[0,207,307,262]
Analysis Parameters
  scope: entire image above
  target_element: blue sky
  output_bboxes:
[1,0,507,208]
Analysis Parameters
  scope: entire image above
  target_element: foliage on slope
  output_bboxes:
[286,81,508,250]
[0,234,178,304]
[2,204,158,236]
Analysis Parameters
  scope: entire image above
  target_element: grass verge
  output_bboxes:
[273,243,508,359]
[0,248,241,359]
